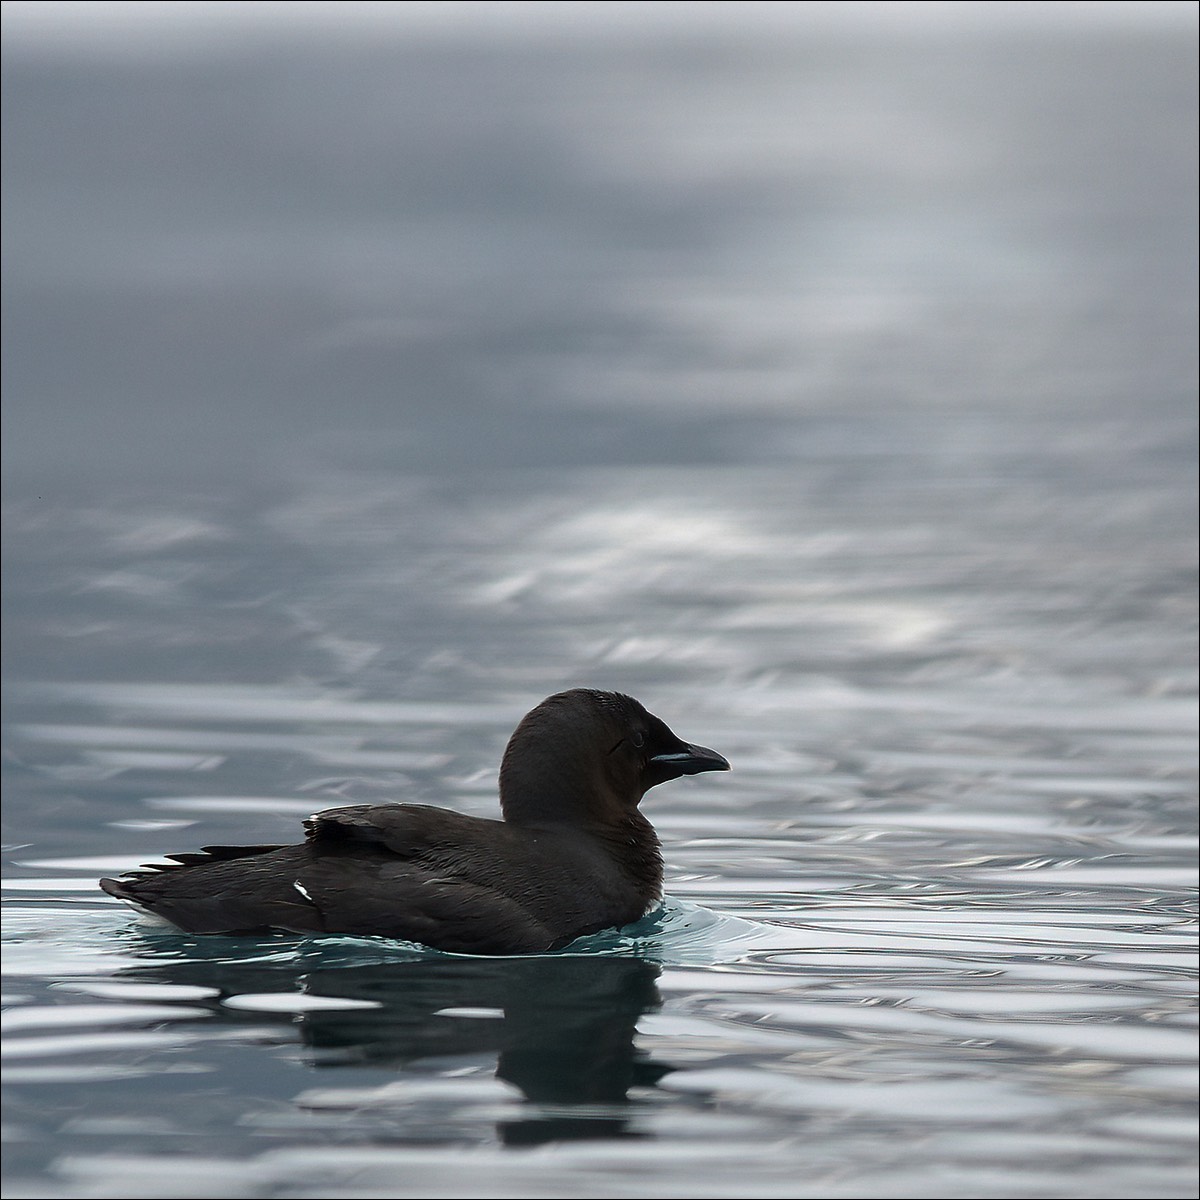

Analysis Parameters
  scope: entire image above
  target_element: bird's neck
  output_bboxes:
[589,808,664,902]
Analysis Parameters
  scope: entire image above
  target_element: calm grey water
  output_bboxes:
[2,12,1197,1200]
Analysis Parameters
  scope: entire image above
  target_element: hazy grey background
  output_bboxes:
[4,2,1195,489]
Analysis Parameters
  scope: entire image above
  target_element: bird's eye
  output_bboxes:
[609,733,646,755]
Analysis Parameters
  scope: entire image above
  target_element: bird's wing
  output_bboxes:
[297,804,563,950]
[303,803,504,859]
[99,843,322,935]
[132,844,286,872]
[294,856,561,954]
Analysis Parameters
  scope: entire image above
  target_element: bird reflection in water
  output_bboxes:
[116,947,672,1146]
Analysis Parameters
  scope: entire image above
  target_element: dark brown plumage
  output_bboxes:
[99,689,729,955]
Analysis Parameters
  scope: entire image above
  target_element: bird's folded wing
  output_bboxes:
[303,803,504,858]
[296,859,559,954]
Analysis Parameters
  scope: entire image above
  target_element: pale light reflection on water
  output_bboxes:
[2,8,1197,1200]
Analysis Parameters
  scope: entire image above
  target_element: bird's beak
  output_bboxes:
[648,742,731,777]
